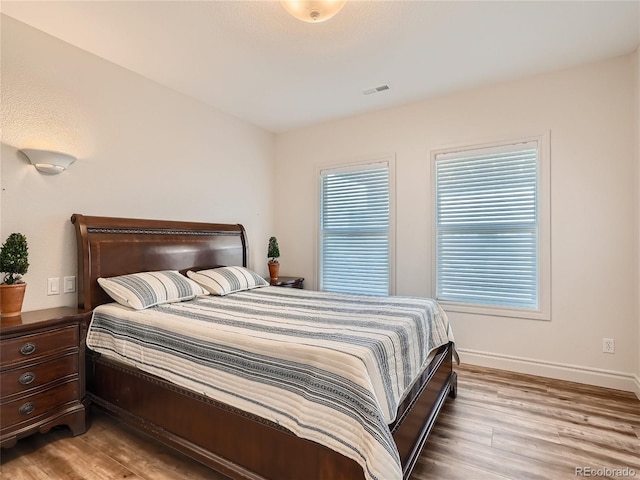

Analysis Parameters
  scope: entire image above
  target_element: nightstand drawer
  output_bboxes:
[1,353,78,398]
[1,325,78,367]
[0,380,79,430]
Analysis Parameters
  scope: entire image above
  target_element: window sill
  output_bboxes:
[437,300,551,321]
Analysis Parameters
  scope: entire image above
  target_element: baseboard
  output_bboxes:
[458,348,640,400]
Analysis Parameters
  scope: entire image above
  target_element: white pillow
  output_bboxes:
[98,270,208,310]
[187,266,268,296]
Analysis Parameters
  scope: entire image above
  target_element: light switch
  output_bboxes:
[64,276,76,294]
[47,277,60,295]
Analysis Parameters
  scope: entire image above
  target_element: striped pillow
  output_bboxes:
[98,270,208,310]
[187,266,268,296]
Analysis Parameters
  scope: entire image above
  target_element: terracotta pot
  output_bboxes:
[0,283,27,317]
[268,262,280,280]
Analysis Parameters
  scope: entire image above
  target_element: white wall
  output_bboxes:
[0,16,275,312]
[275,54,639,393]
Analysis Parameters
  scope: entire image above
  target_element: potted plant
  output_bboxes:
[267,236,280,280]
[0,233,29,317]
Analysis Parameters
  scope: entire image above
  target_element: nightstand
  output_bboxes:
[268,276,304,289]
[1,307,89,448]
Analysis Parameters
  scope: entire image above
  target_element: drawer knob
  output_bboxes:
[19,402,35,416]
[19,343,36,355]
[19,372,35,385]
[20,342,36,355]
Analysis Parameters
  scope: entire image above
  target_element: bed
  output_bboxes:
[71,213,457,480]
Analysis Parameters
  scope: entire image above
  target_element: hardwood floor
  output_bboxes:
[2,364,638,480]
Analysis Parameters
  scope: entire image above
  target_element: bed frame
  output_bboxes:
[71,213,457,480]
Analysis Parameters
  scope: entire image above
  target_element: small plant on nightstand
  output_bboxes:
[268,236,280,280]
[0,232,29,317]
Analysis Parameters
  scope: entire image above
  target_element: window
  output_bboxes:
[319,161,392,296]
[433,137,550,319]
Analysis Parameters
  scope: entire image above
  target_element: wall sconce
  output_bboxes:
[20,149,77,175]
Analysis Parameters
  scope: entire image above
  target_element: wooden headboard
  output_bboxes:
[71,214,248,311]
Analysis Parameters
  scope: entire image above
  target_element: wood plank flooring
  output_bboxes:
[2,364,638,480]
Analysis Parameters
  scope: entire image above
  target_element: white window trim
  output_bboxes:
[314,154,396,295]
[430,134,551,321]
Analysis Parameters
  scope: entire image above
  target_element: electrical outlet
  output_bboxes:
[602,338,615,354]
[47,277,60,296]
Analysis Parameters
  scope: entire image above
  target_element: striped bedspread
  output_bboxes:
[87,286,455,480]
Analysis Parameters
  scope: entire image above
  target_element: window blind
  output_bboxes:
[435,142,539,309]
[320,163,389,296]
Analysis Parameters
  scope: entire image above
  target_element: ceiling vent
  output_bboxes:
[363,84,390,96]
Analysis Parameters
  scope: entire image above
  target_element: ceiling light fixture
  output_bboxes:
[280,0,346,23]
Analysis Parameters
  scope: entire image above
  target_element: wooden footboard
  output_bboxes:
[392,343,457,477]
